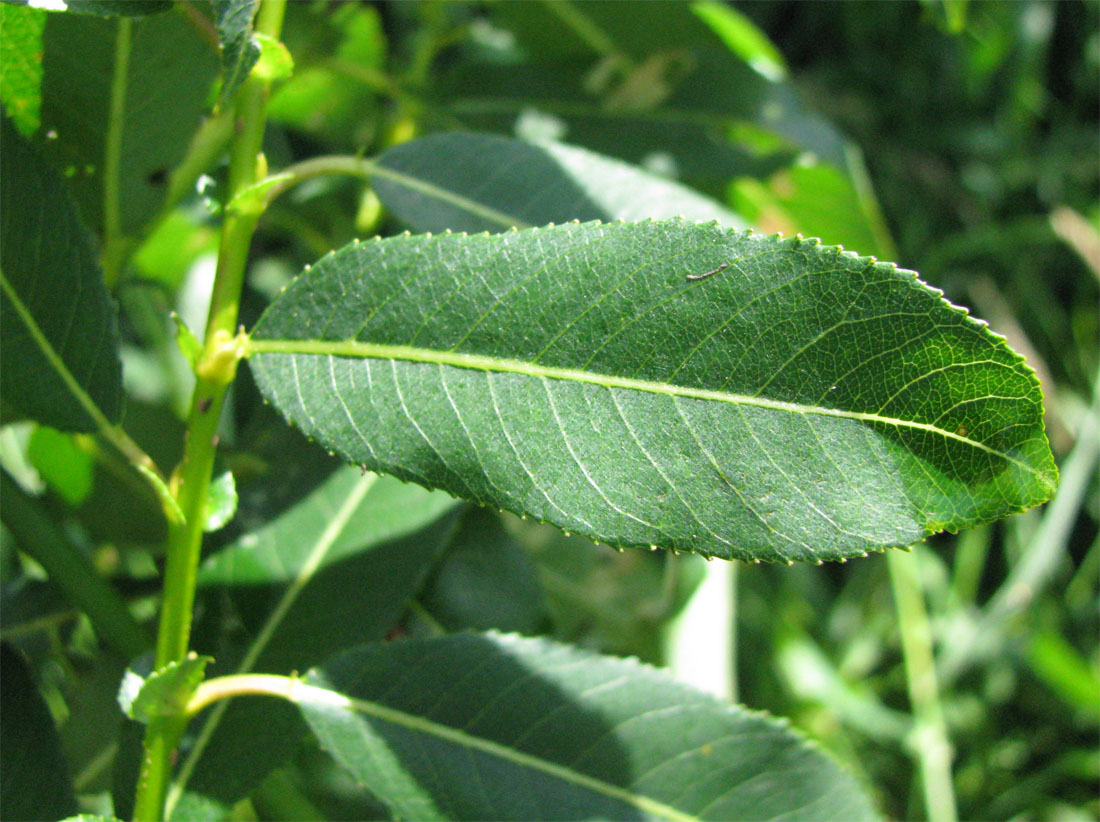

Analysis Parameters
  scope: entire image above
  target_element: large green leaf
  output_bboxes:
[0,117,122,431]
[297,632,878,820]
[36,7,218,242]
[373,133,745,233]
[0,644,78,821]
[166,468,463,819]
[248,220,1056,563]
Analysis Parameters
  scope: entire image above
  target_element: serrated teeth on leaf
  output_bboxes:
[249,219,1056,564]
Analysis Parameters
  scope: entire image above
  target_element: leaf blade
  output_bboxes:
[373,133,745,233]
[298,632,878,821]
[250,220,1056,562]
[0,117,122,431]
[212,0,260,102]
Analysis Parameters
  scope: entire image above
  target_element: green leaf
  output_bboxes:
[168,469,463,819]
[444,1,844,181]
[249,220,1057,563]
[36,8,219,242]
[118,654,212,723]
[0,4,45,137]
[373,133,745,234]
[0,117,122,432]
[298,632,878,821]
[203,470,237,532]
[27,425,94,505]
[0,643,78,821]
[690,1,788,82]
[212,0,260,102]
[420,507,546,634]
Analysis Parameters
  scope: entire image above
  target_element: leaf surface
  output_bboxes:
[37,8,218,241]
[0,117,122,431]
[0,4,45,136]
[420,507,546,634]
[249,220,1056,562]
[0,644,78,821]
[443,1,844,182]
[212,0,259,102]
[298,632,878,821]
[168,469,463,819]
[373,133,744,233]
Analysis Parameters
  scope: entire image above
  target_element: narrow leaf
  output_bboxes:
[249,220,1057,563]
[37,8,219,241]
[299,632,878,821]
[212,0,260,102]
[0,644,78,821]
[0,117,122,431]
[373,133,745,233]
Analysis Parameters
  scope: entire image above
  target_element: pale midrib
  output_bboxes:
[0,269,114,433]
[295,681,699,822]
[165,474,379,816]
[369,164,531,231]
[245,337,1043,478]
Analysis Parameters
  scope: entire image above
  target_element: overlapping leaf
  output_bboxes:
[167,469,463,819]
[0,117,122,431]
[249,219,1056,563]
[1,644,78,821]
[373,133,744,233]
[298,632,878,820]
[443,1,844,182]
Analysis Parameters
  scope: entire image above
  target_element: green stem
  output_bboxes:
[0,469,150,658]
[887,548,958,822]
[133,2,287,818]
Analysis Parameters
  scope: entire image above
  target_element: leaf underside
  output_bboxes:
[249,219,1057,563]
[299,632,878,821]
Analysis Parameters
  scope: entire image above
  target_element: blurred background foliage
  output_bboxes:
[2,1,1096,820]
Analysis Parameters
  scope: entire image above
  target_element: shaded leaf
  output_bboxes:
[374,132,745,233]
[443,1,844,182]
[0,117,122,431]
[420,507,546,634]
[299,632,878,821]
[212,0,260,102]
[168,469,463,819]
[37,8,218,241]
[0,643,78,821]
[249,220,1057,563]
